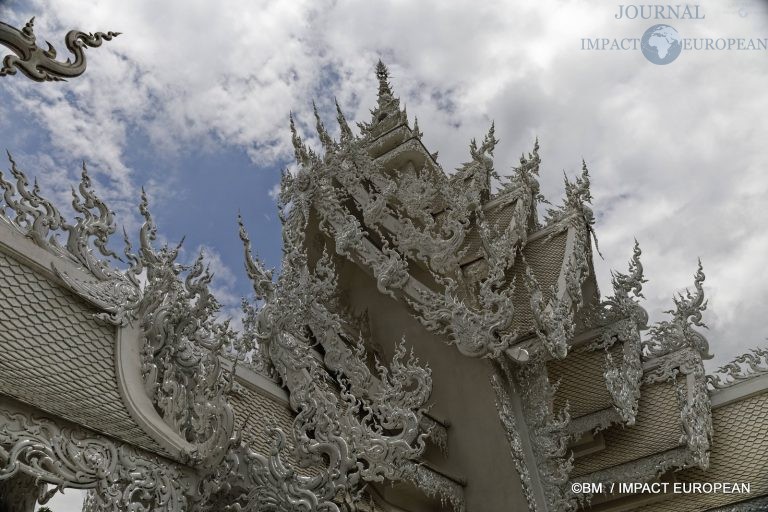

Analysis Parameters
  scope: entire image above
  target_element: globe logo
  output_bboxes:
[641,24,682,65]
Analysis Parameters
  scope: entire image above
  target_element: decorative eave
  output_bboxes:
[295,85,595,365]
[709,367,768,409]
[567,346,712,499]
[707,347,768,396]
[0,206,192,463]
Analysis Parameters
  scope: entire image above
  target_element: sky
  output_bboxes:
[0,1,766,509]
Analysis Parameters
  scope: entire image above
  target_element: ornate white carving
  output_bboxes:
[707,347,768,390]
[565,407,621,436]
[678,363,713,468]
[1,154,141,325]
[283,63,556,362]
[1,156,336,509]
[492,357,575,510]
[0,407,188,512]
[602,322,643,425]
[644,260,712,359]
[1,58,735,512]
[490,360,540,511]
[238,178,453,507]
[642,350,712,469]
[633,259,714,469]
[0,17,118,82]
[1,156,239,470]
[118,192,238,469]
[523,165,595,360]
[588,241,648,426]
[517,359,574,511]
[408,264,517,358]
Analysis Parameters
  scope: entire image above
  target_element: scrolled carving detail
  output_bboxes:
[524,199,593,360]
[644,260,712,360]
[0,407,188,512]
[490,361,539,511]
[237,177,447,508]
[587,241,648,425]
[518,358,575,511]
[706,346,768,390]
[1,17,118,82]
[1,157,238,472]
[601,319,643,425]
[678,366,713,469]
[408,264,517,359]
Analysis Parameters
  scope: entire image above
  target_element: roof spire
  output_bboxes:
[359,60,407,138]
[289,112,314,166]
[312,100,334,150]
[334,98,353,141]
[376,59,393,100]
[412,116,422,139]
[480,122,499,157]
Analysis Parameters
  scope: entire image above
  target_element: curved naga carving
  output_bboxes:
[448,123,499,211]
[643,259,713,359]
[238,186,454,508]
[1,155,238,470]
[707,346,768,390]
[639,260,714,469]
[0,154,141,324]
[599,239,649,328]
[1,17,118,82]
[589,240,648,425]
[523,162,594,360]
[1,151,66,244]
[0,158,244,506]
[128,192,239,469]
[408,258,518,358]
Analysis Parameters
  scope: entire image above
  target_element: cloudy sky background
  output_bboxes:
[0,0,766,509]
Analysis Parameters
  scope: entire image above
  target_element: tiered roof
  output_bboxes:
[1,59,767,512]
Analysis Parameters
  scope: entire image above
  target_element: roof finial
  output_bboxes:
[289,112,313,166]
[412,116,422,139]
[360,60,406,137]
[312,101,334,150]
[334,98,353,141]
[376,60,393,99]
[480,122,498,156]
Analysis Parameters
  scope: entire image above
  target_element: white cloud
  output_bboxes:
[268,182,281,201]
[1,0,766,369]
